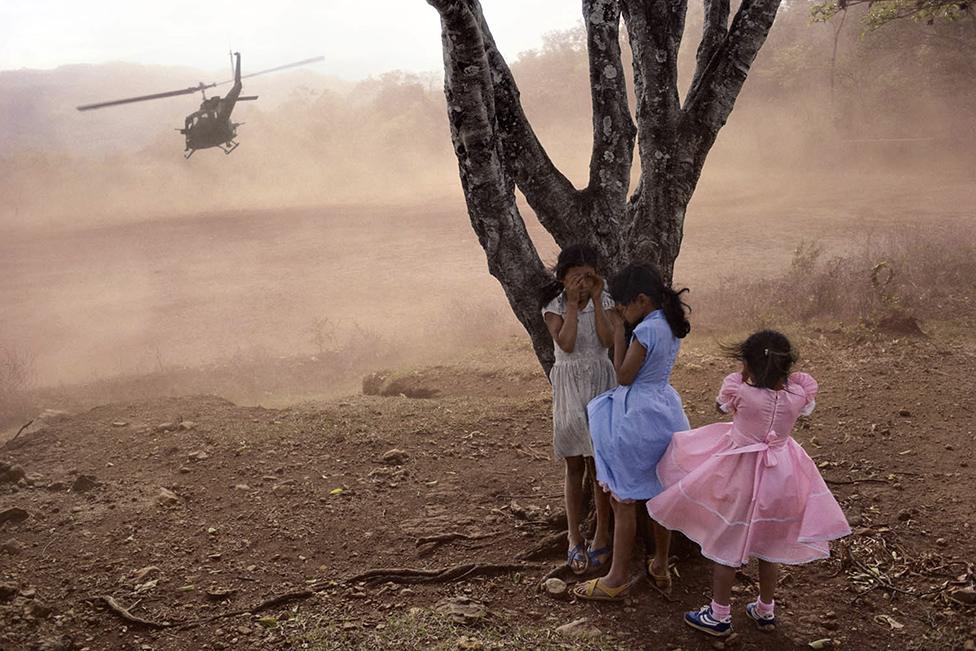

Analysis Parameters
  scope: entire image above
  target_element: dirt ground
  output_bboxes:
[2,320,975,651]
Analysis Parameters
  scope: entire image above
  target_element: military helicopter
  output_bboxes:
[76,52,323,158]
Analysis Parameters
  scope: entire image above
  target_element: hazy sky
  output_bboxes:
[0,1,582,77]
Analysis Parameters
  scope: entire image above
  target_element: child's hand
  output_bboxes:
[565,271,585,302]
[589,274,604,299]
[608,307,625,334]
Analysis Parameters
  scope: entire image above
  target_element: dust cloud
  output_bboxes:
[1,2,973,421]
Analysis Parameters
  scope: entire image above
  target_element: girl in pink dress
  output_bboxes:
[646,330,850,638]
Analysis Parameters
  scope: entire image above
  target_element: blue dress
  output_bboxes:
[586,310,690,501]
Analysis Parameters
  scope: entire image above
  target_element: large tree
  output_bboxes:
[426,0,781,372]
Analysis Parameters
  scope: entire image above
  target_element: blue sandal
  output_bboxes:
[586,545,612,572]
[567,543,588,574]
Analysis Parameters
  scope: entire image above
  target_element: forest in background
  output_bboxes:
[0,1,973,229]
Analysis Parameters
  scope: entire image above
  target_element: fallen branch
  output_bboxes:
[2,419,33,449]
[346,562,537,585]
[98,596,169,629]
[825,477,890,486]
[171,590,318,630]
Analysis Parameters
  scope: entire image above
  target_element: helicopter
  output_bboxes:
[76,52,324,158]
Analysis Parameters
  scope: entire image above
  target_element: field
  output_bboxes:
[1,175,975,650]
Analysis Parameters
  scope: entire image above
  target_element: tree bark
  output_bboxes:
[427,0,783,371]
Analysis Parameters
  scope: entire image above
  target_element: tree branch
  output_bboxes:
[621,0,685,188]
[678,0,782,197]
[429,0,557,372]
[464,0,583,247]
[689,0,731,96]
[583,0,636,209]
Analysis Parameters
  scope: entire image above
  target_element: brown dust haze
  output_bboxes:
[1,3,974,425]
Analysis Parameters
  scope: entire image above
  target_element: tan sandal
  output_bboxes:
[647,557,673,594]
[571,577,635,602]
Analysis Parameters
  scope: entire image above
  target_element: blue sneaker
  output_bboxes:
[745,601,776,631]
[684,604,732,637]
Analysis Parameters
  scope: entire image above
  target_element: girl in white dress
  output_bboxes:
[541,244,617,574]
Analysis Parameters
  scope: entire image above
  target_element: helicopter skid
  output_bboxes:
[220,141,239,155]
[184,149,195,159]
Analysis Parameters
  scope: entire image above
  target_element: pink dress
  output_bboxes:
[646,372,850,567]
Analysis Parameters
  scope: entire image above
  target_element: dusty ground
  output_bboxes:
[2,321,975,651]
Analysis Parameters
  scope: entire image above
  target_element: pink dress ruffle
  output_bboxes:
[646,372,851,567]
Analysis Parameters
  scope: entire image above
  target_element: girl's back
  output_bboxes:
[631,310,682,387]
[719,372,817,442]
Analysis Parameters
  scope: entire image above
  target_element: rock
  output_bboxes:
[950,586,976,605]
[896,509,912,522]
[457,636,483,650]
[0,463,26,484]
[111,421,128,427]
[962,640,975,651]
[271,484,292,496]
[897,409,912,418]
[156,487,180,505]
[554,617,601,639]
[180,421,196,430]
[206,587,237,600]
[0,507,30,525]
[435,597,487,623]
[1,539,23,555]
[234,484,251,491]
[71,474,99,493]
[157,422,177,432]
[46,481,68,491]
[380,449,409,466]
[27,600,53,619]
[0,582,18,602]
[542,578,567,597]
[188,450,209,462]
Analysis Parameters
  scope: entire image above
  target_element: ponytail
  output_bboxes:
[660,286,691,339]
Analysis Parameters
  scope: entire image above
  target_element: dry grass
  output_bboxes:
[691,227,976,332]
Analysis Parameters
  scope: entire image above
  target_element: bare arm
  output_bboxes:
[545,306,579,353]
[610,311,646,385]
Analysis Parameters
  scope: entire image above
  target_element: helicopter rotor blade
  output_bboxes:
[77,83,216,111]
[216,56,324,86]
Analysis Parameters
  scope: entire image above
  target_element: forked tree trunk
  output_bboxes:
[427,0,781,373]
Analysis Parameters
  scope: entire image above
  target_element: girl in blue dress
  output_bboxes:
[573,263,691,601]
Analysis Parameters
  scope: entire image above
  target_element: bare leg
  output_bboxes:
[650,519,671,575]
[564,456,586,548]
[712,563,737,606]
[601,499,636,588]
[758,560,778,603]
[591,472,612,550]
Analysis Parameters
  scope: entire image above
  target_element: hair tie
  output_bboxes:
[763,348,769,357]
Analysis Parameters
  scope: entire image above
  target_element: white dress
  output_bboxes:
[543,290,617,459]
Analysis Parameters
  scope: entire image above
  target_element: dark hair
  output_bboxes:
[608,264,691,339]
[539,244,602,309]
[723,329,797,389]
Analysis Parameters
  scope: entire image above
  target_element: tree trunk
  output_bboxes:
[427,0,782,373]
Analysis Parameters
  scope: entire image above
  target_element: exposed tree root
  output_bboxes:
[346,562,538,586]
[416,531,496,557]
[516,530,567,561]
